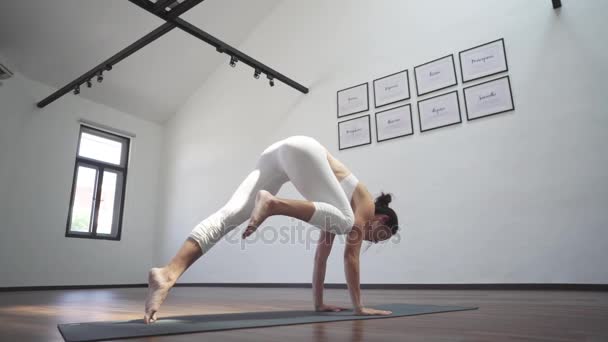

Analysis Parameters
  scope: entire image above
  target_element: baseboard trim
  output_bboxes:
[0,284,148,292]
[176,283,608,291]
[1,283,607,292]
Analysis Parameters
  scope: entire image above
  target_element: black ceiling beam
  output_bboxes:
[128,0,309,94]
[37,0,205,108]
[37,0,307,108]
[36,0,204,108]
[37,22,176,108]
[552,0,562,9]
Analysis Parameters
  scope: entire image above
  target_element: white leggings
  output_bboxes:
[188,136,355,255]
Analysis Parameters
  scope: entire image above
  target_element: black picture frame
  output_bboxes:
[414,54,458,97]
[416,90,462,133]
[373,69,411,109]
[459,38,509,84]
[375,104,414,143]
[463,75,515,122]
[336,82,370,118]
[338,115,372,150]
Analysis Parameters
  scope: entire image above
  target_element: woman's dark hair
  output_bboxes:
[374,192,399,234]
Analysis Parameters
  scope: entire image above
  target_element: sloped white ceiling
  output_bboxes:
[0,0,282,122]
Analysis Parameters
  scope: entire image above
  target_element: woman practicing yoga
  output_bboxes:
[144,135,399,323]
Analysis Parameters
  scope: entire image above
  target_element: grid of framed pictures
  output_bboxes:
[334,38,514,150]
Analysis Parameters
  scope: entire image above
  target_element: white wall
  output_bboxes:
[0,56,165,287]
[159,0,608,284]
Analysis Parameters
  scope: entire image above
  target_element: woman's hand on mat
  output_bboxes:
[354,307,392,316]
[315,304,348,312]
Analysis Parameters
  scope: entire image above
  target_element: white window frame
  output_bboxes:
[65,125,130,241]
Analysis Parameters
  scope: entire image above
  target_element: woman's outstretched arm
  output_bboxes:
[312,230,346,312]
[344,219,364,310]
[343,209,392,316]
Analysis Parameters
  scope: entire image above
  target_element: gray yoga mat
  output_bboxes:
[58,303,478,342]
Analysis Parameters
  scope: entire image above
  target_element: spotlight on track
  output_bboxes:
[105,65,113,71]
[254,69,261,79]
[97,70,104,83]
[267,75,275,87]
[229,56,238,68]
[74,85,80,95]
[86,79,92,88]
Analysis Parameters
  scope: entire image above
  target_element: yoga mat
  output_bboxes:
[58,303,478,342]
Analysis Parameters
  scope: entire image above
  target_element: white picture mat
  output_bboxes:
[374,71,410,107]
[460,39,507,82]
[376,105,413,141]
[464,77,513,120]
[339,116,371,149]
[415,55,457,95]
[418,92,461,131]
[337,84,369,117]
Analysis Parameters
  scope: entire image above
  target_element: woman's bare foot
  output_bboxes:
[242,190,275,238]
[144,267,176,324]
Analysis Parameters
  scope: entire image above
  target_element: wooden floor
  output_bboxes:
[0,287,607,341]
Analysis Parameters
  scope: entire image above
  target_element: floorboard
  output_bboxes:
[1,287,607,341]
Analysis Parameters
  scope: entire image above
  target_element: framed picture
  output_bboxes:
[417,90,462,132]
[337,83,369,118]
[373,69,410,108]
[375,104,414,142]
[459,38,508,83]
[338,115,371,150]
[414,54,458,97]
[463,76,514,121]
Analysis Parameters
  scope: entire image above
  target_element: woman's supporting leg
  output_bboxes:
[144,237,201,323]
[144,159,286,323]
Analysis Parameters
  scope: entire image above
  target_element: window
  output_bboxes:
[66,125,130,240]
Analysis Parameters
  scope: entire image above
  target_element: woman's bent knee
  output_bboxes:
[309,202,354,235]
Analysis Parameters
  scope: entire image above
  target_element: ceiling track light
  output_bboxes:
[105,65,113,71]
[74,85,80,95]
[86,79,92,88]
[166,1,181,11]
[229,56,238,68]
[254,69,261,79]
[268,75,275,87]
[97,70,104,83]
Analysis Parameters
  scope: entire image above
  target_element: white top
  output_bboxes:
[339,173,359,203]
